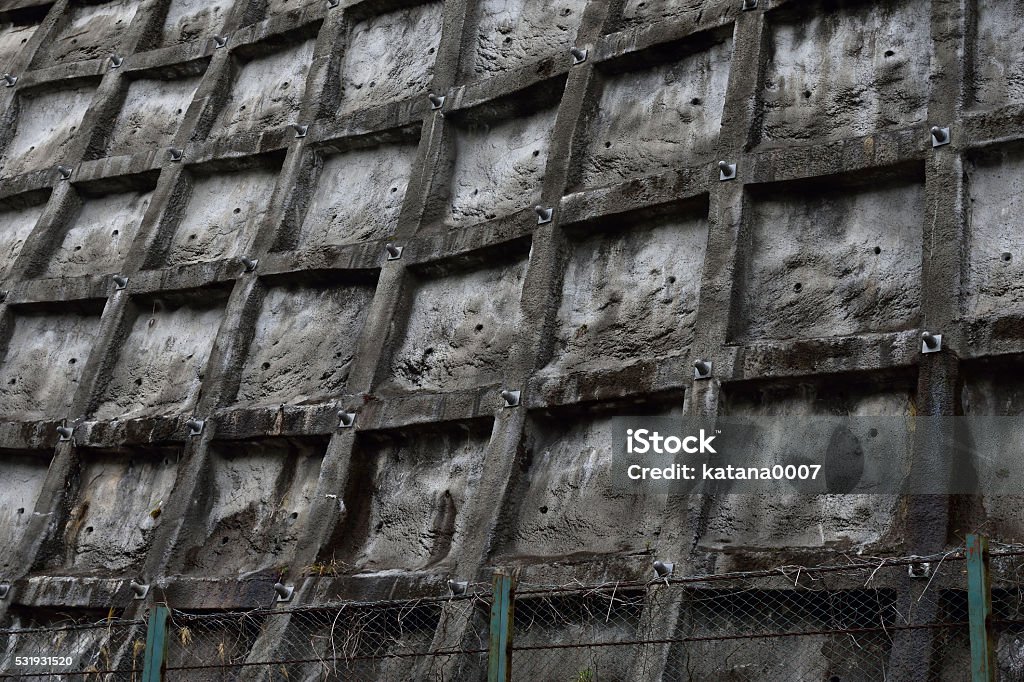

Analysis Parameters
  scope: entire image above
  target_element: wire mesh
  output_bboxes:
[162,593,490,681]
[0,610,146,680]
[989,548,1024,679]
[511,555,971,682]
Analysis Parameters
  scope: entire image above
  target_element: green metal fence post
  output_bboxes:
[488,569,517,682]
[967,534,996,682]
[141,604,169,682]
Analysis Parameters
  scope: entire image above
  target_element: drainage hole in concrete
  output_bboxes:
[803,90,812,99]
[8,378,15,385]
[532,149,539,157]
[134,378,143,386]
[290,512,298,519]
[391,187,398,192]
[85,526,93,533]
[885,50,895,57]
[16,508,24,514]
[1003,252,1013,262]
[793,283,802,292]
[262,362,271,370]
[873,246,881,255]
[68,358,76,365]
[604,141,612,148]
[233,207,241,214]
[74,245,82,251]
[539,506,548,514]
[691,97,701,106]
[189,234,196,240]
[111,229,119,236]
[475,324,484,332]
[668,276,676,284]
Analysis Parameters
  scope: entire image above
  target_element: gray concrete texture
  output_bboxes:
[0,0,1020,677]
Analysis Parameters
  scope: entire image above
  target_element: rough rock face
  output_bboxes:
[1,0,1024,677]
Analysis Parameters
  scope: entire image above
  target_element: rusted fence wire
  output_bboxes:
[2,543,1021,681]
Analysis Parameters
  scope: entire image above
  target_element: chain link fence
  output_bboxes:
[2,546,1021,681]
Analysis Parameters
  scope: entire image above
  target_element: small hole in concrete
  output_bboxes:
[69,358,77,365]
[240,105,246,111]
[803,90,812,99]
[873,246,881,255]
[604,141,612,148]
[233,207,241,214]
[829,676,841,682]
[475,324,484,331]
[561,7,571,14]
[134,378,143,386]
[504,37,512,44]
[668,276,676,284]
[8,379,16,385]
[16,508,24,514]
[869,428,879,437]
[391,187,397,193]
[74,245,82,251]
[221,537,230,544]
[884,50,894,57]
[1002,252,1012,262]
[150,508,161,519]
[112,229,119,236]
[428,47,435,54]
[262,362,271,370]
[290,512,298,519]
[539,505,548,514]
[176,108,182,114]
[691,97,702,105]
[793,283,802,292]
[189,234,196,240]
[86,526,93,533]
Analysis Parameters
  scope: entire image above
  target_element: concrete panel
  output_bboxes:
[966,147,1024,317]
[546,210,708,374]
[0,84,96,178]
[0,311,102,422]
[0,452,51,572]
[732,178,923,342]
[167,165,278,266]
[448,107,557,226]
[338,2,443,114]
[105,76,201,157]
[56,448,179,573]
[702,381,911,551]
[298,142,417,248]
[970,2,1024,108]
[466,0,587,78]
[0,20,39,73]
[0,200,45,279]
[35,0,139,66]
[235,282,375,407]
[213,40,315,138]
[156,0,229,48]
[385,257,527,393]
[93,293,227,420]
[761,0,930,145]
[175,438,326,576]
[44,189,152,278]
[576,40,732,190]
[619,0,707,29]
[334,425,490,572]
[494,410,677,562]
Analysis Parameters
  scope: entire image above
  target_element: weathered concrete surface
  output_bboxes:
[466,0,588,78]
[213,40,315,138]
[732,178,924,342]
[93,294,227,420]
[0,20,39,73]
[235,283,375,407]
[575,40,732,190]
[0,84,96,178]
[44,189,152,278]
[334,425,490,572]
[0,311,101,422]
[339,2,443,114]
[703,382,911,552]
[970,2,1024,109]
[51,449,178,574]
[33,0,139,66]
[298,142,417,248]
[105,76,201,157]
[494,409,676,562]
[966,146,1024,317]
[385,257,527,393]
[0,452,50,572]
[0,199,46,279]
[618,0,707,30]
[448,107,557,226]
[175,438,325,576]
[546,211,708,373]
[155,0,229,48]
[167,165,278,266]
[760,0,931,145]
